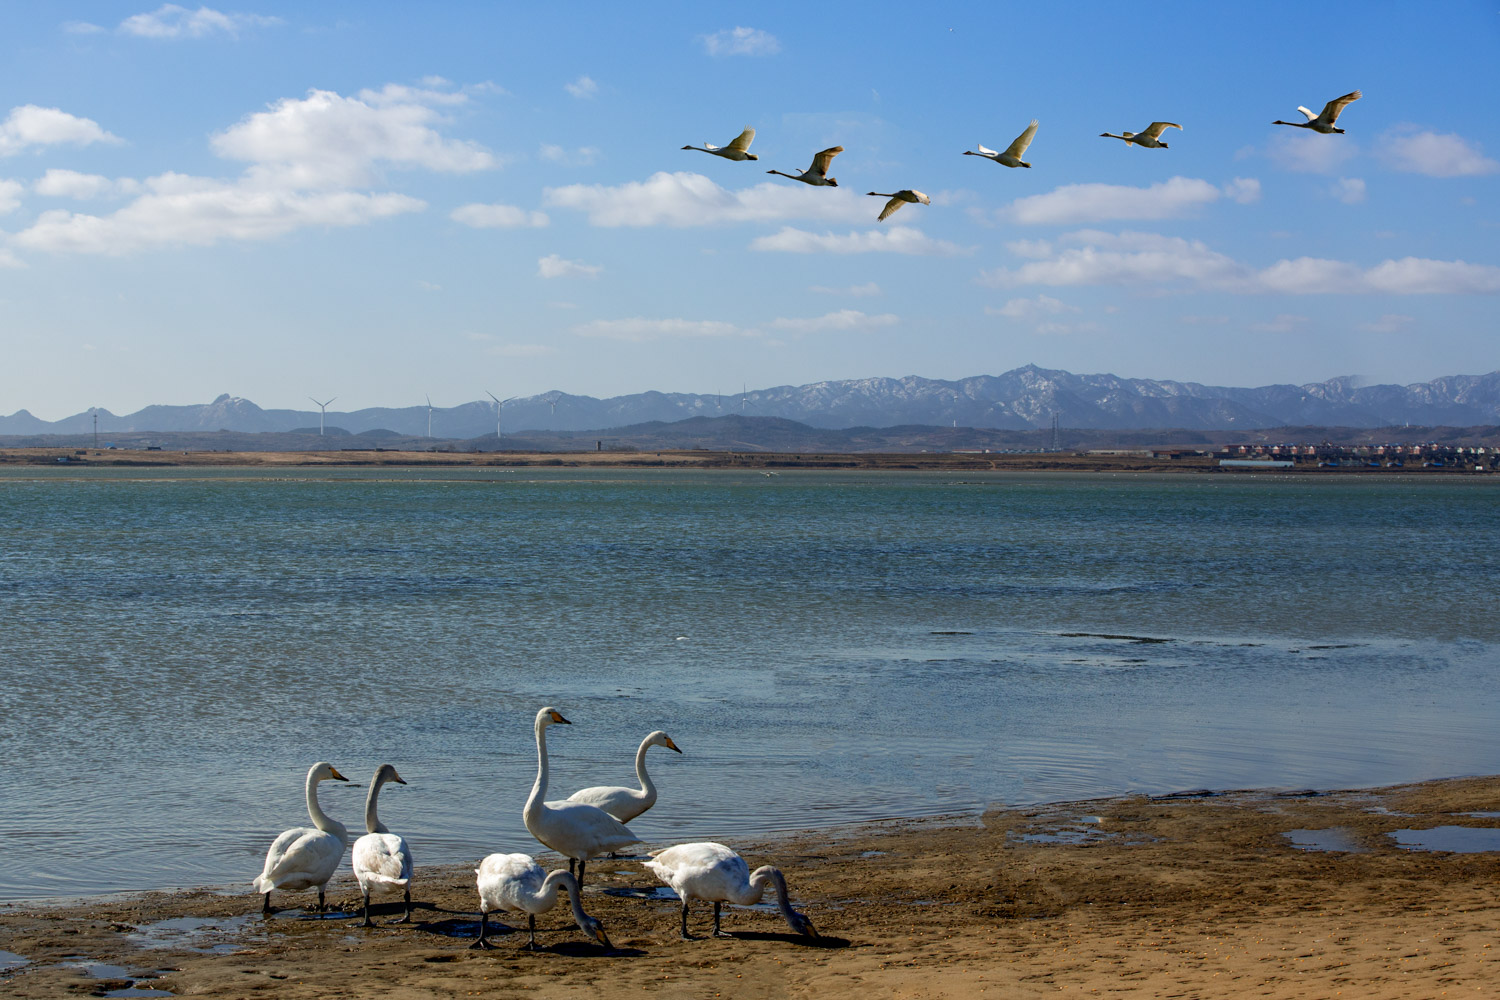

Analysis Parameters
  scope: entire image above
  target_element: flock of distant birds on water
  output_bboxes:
[682,89,1363,220]
[253,707,816,951]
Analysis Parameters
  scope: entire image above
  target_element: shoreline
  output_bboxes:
[5,775,1499,997]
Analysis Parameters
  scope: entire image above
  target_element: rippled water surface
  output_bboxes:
[3,467,1498,898]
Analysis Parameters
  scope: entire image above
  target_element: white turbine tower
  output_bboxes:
[307,396,337,436]
[425,394,433,438]
[485,390,505,441]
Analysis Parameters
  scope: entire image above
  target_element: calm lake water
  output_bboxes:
[2,467,1498,899]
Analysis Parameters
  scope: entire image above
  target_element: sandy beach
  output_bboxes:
[3,776,1497,998]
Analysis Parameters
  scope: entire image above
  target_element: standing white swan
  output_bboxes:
[964,119,1039,168]
[1099,121,1181,148]
[867,189,930,221]
[523,707,640,889]
[470,853,611,951]
[351,763,414,927]
[566,730,682,824]
[644,842,818,940]
[251,762,349,914]
[1273,90,1362,134]
[767,145,843,186]
[682,127,758,161]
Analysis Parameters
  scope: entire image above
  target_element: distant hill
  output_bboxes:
[5,366,1499,437]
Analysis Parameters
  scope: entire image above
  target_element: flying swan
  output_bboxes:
[351,763,414,927]
[767,146,844,186]
[1099,121,1181,148]
[471,853,611,950]
[1273,91,1362,134]
[566,730,682,824]
[682,127,758,160]
[523,707,640,889]
[251,762,350,914]
[965,119,1039,168]
[644,842,818,940]
[867,189,930,221]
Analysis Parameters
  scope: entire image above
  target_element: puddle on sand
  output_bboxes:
[101,988,174,998]
[1390,827,1500,853]
[0,950,28,975]
[1463,811,1500,819]
[67,961,134,978]
[1282,828,1368,853]
[604,886,679,902]
[128,914,258,954]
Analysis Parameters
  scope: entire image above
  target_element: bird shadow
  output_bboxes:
[723,931,851,949]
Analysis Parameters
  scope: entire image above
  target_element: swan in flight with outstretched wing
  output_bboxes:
[645,842,818,940]
[682,127,758,160]
[1274,91,1362,134]
[1099,121,1181,148]
[767,145,843,186]
[965,119,1039,168]
[867,189,930,221]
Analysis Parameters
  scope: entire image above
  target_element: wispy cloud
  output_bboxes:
[451,203,549,228]
[564,76,598,99]
[0,105,120,157]
[809,282,881,297]
[980,229,1500,295]
[119,4,282,39]
[1266,131,1358,174]
[985,294,1078,318]
[544,171,869,227]
[700,26,780,57]
[1377,125,1498,177]
[750,226,969,256]
[0,179,23,214]
[539,143,599,166]
[573,317,749,342]
[768,310,898,333]
[1331,177,1366,204]
[1249,313,1309,333]
[537,253,601,278]
[1358,313,1415,333]
[34,169,143,199]
[1005,176,1260,225]
[488,343,555,357]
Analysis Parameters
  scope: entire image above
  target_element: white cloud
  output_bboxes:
[63,21,106,34]
[767,310,898,333]
[13,177,423,254]
[1249,313,1308,333]
[451,203,549,228]
[0,105,120,157]
[1377,125,1499,177]
[700,26,781,57]
[1006,176,1260,225]
[1331,177,1366,204]
[0,247,24,268]
[809,282,881,297]
[1359,313,1414,333]
[980,228,1500,295]
[985,295,1078,318]
[212,87,495,188]
[0,178,22,213]
[564,76,598,99]
[572,317,749,342]
[537,253,601,279]
[539,143,599,166]
[34,169,142,199]
[1266,130,1358,174]
[119,5,281,39]
[544,171,870,227]
[750,225,969,256]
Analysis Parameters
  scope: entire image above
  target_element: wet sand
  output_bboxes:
[3,776,1498,998]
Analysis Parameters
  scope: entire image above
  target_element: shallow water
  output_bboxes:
[1282,828,1368,853]
[1389,826,1500,853]
[2,468,1498,898]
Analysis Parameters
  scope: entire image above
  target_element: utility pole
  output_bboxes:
[93,408,98,448]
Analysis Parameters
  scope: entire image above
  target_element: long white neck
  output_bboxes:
[632,737,658,808]
[540,870,591,929]
[363,775,390,834]
[769,169,798,179]
[745,866,797,924]
[306,773,347,843]
[524,718,550,826]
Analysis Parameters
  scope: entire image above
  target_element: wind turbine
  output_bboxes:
[425,394,433,438]
[485,391,507,441]
[307,396,337,436]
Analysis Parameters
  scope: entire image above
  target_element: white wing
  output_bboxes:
[476,852,545,913]
[254,827,345,892]
[1141,122,1182,141]
[567,784,647,823]
[701,141,722,151]
[876,196,904,221]
[1004,120,1039,159]
[353,832,412,890]
[725,127,755,153]
[976,143,999,156]
[810,146,843,177]
[1320,90,1362,124]
[644,842,747,902]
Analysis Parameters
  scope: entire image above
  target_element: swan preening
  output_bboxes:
[868,189,930,221]
[472,853,611,950]
[252,762,349,914]
[965,119,1039,168]
[1273,90,1362,134]
[767,145,843,186]
[351,764,414,927]
[644,842,818,940]
[682,127,758,160]
[567,730,682,823]
[523,707,641,888]
[1099,121,1181,148]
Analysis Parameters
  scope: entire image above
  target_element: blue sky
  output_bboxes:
[1,2,1496,419]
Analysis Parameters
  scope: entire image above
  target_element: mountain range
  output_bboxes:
[5,366,1498,438]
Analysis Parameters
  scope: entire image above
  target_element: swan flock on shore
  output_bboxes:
[251,706,817,952]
